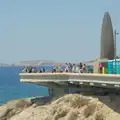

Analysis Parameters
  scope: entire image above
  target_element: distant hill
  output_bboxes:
[13,60,64,66]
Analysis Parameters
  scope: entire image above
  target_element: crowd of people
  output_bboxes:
[22,62,88,73]
[22,66,46,73]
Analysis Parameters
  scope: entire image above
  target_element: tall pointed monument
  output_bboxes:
[100,12,114,60]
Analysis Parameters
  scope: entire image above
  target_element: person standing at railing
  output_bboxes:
[43,67,45,73]
[99,63,103,73]
[65,63,69,72]
[83,64,87,73]
[79,62,83,73]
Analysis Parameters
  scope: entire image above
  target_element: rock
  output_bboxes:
[0,99,33,120]
[44,116,54,120]
[64,110,78,120]
[30,96,52,106]
[0,94,120,120]
[7,99,32,109]
[0,106,11,118]
[32,103,37,108]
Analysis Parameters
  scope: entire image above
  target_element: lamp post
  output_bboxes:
[114,30,119,74]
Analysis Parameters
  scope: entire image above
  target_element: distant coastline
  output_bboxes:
[0,63,11,67]
[0,60,64,67]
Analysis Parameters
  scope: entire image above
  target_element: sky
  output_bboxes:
[0,0,120,64]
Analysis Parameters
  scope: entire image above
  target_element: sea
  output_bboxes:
[0,66,50,104]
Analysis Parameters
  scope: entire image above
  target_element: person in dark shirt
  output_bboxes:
[80,62,83,69]
[79,62,83,73]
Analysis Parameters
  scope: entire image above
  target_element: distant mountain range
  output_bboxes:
[0,60,65,67]
[0,60,64,67]
[13,60,64,66]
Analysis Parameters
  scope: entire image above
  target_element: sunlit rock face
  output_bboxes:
[100,12,114,60]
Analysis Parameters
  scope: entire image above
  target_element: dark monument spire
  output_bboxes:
[100,12,114,60]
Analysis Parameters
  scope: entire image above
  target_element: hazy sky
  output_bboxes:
[0,0,120,63]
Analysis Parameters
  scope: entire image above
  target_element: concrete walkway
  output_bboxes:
[19,73,120,89]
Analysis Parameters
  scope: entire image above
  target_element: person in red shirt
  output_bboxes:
[99,63,103,73]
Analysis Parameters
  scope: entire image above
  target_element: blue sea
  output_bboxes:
[0,67,49,104]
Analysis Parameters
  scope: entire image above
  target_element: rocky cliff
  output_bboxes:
[0,94,120,120]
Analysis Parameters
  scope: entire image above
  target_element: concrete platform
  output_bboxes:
[19,73,120,89]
